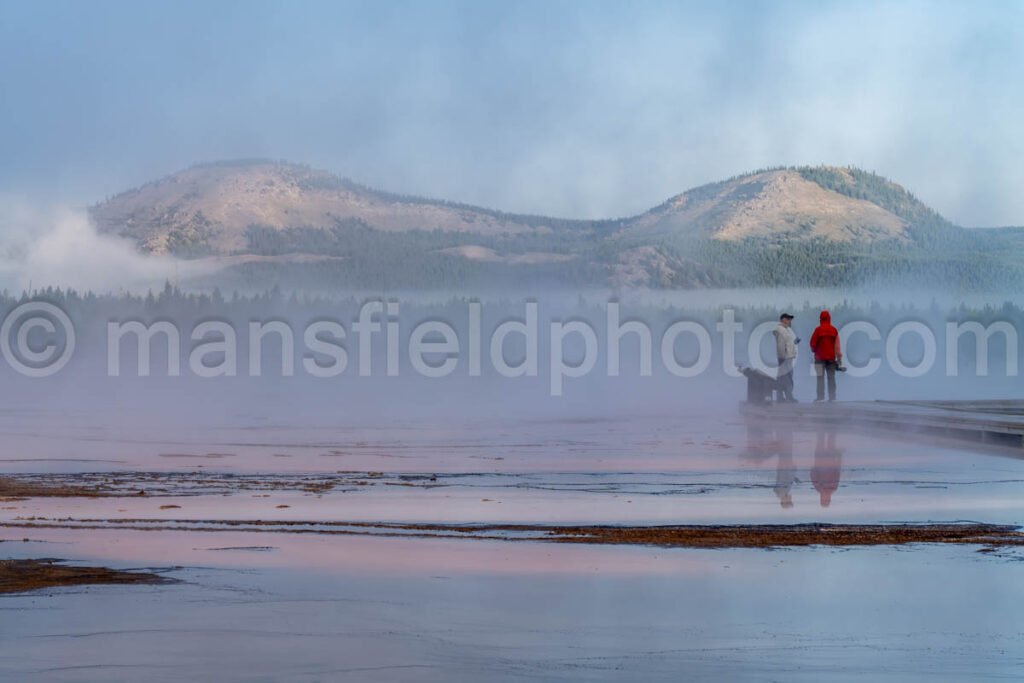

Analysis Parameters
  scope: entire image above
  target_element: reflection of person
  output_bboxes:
[811,428,843,507]
[773,426,795,508]
[740,418,796,508]
[772,313,799,402]
[809,310,842,402]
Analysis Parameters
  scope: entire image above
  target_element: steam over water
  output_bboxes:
[4,2,1024,679]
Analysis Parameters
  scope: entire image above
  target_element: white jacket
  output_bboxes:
[773,323,797,361]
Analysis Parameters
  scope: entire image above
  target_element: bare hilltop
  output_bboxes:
[89,160,1018,289]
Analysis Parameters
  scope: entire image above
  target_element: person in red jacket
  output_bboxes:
[809,310,842,402]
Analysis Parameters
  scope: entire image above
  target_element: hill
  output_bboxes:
[90,160,602,257]
[89,161,1020,289]
[622,168,909,243]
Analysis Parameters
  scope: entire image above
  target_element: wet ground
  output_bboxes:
[2,406,1024,680]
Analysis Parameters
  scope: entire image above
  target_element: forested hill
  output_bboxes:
[89,161,1022,290]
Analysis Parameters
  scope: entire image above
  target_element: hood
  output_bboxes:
[819,310,831,323]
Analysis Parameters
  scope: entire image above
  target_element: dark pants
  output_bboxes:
[815,360,837,401]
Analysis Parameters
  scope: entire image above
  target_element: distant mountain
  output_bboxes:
[90,160,599,256]
[622,168,909,242]
[89,160,1019,289]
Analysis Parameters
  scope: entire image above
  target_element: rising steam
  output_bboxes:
[0,198,189,294]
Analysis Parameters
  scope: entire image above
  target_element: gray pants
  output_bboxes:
[815,360,837,401]
[776,357,794,400]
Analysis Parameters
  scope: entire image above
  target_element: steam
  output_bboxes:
[0,198,185,294]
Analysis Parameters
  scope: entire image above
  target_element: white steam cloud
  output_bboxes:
[0,198,188,294]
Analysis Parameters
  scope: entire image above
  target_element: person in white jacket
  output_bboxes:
[772,313,800,402]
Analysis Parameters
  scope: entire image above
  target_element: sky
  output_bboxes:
[1,0,1022,226]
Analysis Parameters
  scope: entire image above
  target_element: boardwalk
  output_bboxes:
[740,399,1024,448]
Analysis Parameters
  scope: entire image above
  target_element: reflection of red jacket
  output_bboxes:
[811,434,843,508]
[809,310,841,362]
[811,464,840,506]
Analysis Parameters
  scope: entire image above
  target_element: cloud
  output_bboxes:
[0,199,183,293]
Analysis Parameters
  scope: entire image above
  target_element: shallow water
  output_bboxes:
[2,407,1024,680]
[2,532,1023,682]
[2,408,1023,526]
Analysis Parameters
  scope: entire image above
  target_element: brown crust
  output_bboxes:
[0,559,174,594]
[9,520,1022,550]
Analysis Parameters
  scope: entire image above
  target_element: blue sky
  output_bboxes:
[1,0,1022,225]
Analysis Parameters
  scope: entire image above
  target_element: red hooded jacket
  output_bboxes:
[809,310,841,362]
